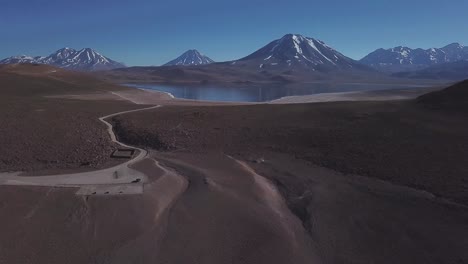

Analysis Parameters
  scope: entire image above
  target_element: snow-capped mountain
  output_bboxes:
[46,48,125,71]
[40,47,77,65]
[360,43,468,72]
[164,50,214,66]
[0,55,45,64]
[234,34,368,71]
[0,48,125,71]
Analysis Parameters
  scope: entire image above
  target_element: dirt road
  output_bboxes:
[0,105,161,195]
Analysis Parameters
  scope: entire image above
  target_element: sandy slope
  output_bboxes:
[251,153,468,264]
[2,150,467,263]
[150,152,320,264]
[0,159,187,264]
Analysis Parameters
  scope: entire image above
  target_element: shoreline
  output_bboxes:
[135,87,175,99]
[122,82,445,105]
[109,77,451,87]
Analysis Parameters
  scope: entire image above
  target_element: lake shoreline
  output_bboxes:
[123,82,444,103]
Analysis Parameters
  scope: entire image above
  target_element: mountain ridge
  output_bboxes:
[361,43,468,72]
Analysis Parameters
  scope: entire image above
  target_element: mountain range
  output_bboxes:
[361,43,468,73]
[164,50,214,66]
[2,35,467,80]
[111,34,381,83]
[0,48,125,71]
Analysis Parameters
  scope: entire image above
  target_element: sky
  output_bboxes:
[1,0,468,66]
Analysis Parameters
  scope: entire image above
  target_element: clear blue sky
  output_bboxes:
[1,0,467,66]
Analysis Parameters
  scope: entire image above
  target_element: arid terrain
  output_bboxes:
[0,64,143,173]
[0,64,467,264]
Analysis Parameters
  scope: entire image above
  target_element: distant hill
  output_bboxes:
[164,50,214,66]
[0,64,128,97]
[361,43,468,73]
[0,48,125,71]
[392,60,468,80]
[418,79,468,112]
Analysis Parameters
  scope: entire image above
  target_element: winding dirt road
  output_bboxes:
[0,104,161,195]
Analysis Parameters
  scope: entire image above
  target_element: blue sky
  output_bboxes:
[1,0,467,66]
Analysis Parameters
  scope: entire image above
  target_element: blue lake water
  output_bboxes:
[124,83,425,102]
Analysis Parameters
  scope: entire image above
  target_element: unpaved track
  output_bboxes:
[0,105,161,194]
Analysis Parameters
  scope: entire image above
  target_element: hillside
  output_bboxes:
[0,64,138,173]
[418,79,468,111]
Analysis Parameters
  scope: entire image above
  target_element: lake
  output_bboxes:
[124,83,426,102]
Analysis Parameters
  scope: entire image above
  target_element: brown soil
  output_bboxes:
[147,152,320,264]
[0,183,167,264]
[248,152,468,264]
